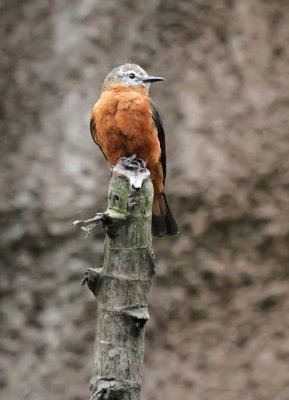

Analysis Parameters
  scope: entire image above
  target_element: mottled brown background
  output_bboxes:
[1,1,289,399]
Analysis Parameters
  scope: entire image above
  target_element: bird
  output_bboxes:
[90,63,179,237]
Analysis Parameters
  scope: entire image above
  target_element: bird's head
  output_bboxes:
[102,64,164,91]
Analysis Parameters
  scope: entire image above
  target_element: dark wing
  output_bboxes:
[90,116,108,161]
[149,99,166,183]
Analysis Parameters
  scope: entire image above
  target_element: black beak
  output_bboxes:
[142,75,164,83]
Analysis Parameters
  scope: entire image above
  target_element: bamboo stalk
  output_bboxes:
[75,156,155,400]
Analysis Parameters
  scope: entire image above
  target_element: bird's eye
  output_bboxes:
[128,73,135,79]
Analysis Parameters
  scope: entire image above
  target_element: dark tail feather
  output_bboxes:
[152,193,179,237]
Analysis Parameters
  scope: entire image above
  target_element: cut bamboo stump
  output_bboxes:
[74,156,155,400]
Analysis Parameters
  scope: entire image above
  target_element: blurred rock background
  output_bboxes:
[1,0,289,399]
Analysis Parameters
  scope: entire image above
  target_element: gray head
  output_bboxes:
[103,63,164,90]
